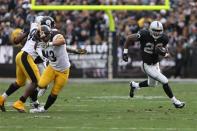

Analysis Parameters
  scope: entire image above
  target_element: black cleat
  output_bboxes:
[0,103,6,112]
[129,82,135,97]
[173,102,185,109]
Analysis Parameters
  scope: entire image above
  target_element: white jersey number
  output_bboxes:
[144,43,154,54]
[42,50,57,62]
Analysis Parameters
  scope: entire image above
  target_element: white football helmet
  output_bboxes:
[34,16,44,24]
[149,21,163,39]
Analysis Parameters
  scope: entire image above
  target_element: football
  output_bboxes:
[155,46,167,56]
[10,28,22,44]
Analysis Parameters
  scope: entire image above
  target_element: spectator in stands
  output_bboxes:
[0,0,197,78]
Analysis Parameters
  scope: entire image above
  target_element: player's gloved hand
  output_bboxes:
[76,48,87,54]
[122,48,128,62]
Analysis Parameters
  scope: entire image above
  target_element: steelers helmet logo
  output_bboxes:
[46,20,51,27]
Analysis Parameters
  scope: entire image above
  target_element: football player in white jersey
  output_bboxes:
[0,16,56,112]
[0,23,51,113]
[29,27,70,113]
[30,26,86,113]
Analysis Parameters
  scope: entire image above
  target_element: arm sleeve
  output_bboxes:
[163,35,169,47]
[136,30,147,41]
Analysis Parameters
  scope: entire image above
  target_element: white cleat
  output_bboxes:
[173,100,185,109]
[29,106,46,113]
[30,100,40,109]
[129,81,140,97]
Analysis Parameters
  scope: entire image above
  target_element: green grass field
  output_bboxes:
[0,81,197,131]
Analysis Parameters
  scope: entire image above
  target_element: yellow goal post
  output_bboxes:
[31,0,170,32]
[31,0,170,79]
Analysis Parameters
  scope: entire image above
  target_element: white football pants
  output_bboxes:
[141,62,168,87]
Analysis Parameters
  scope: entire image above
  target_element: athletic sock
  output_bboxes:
[139,80,148,88]
[5,83,20,97]
[44,94,57,110]
[162,83,174,98]
[171,96,180,104]
[29,88,38,102]
[19,96,26,103]
[2,93,8,99]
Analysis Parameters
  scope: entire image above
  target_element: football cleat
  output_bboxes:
[129,81,136,97]
[0,96,6,112]
[13,100,26,113]
[30,100,40,109]
[173,101,185,109]
[30,106,46,113]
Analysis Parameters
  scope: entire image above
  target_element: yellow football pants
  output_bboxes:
[15,51,40,86]
[38,65,70,95]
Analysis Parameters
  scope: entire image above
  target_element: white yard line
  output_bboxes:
[85,95,166,100]
[4,95,167,107]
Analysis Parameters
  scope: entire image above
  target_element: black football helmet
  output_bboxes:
[41,16,55,28]
[40,25,51,42]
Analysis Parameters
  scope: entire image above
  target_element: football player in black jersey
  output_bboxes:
[123,21,185,108]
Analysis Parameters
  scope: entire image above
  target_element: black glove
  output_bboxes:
[123,53,128,62]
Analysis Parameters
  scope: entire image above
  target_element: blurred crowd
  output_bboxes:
[0,0,197,77]
[36,0,165,5]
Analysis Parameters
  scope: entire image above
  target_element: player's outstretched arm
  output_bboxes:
[123,34,138,49]
[123,34,139,62]
[66,47,87,54]
[48,34,66,46]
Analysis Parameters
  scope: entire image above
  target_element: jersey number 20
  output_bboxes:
[144,43,154,54]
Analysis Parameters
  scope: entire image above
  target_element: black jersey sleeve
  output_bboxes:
[136,29,149,41]
[162,34,169,47]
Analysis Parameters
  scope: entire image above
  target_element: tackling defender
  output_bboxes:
[123,21,185,108]
[0,16,86,112]
[0,16,55,112]
[30,26,86,113]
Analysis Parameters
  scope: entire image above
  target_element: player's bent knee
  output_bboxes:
[50,93,58,98]
[15,81,25,87]
[51,90,59,96]
[38,82,47,89]
[161,78,168,85]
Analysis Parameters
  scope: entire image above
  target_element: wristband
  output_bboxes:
[123,49,128,54]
